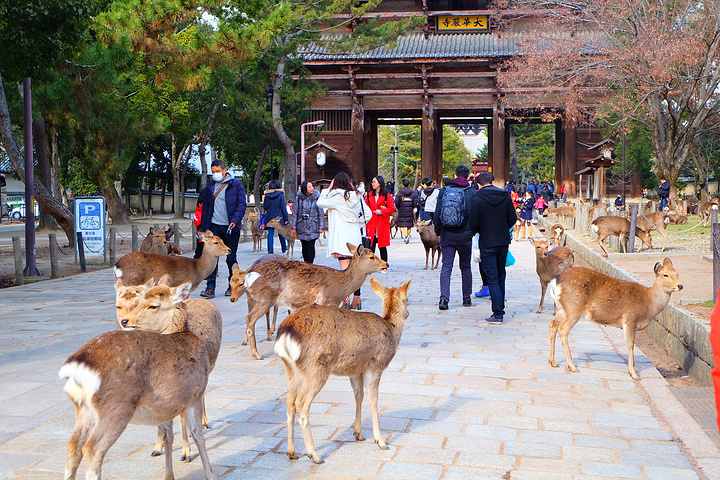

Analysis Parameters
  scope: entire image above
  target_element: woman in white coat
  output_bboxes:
[317,172,371,309]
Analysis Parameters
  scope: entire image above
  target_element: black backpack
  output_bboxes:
[440,186,469,227]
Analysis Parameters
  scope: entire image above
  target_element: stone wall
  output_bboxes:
[538,216,714,386]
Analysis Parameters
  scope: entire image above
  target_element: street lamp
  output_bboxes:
[300,120,325,183]
[264,85,275,180]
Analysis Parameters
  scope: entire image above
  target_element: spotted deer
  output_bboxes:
[275,278,411,464]
[548,258,682,380]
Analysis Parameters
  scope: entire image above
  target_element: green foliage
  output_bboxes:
[442,126,473,176]
[512,124,555,181]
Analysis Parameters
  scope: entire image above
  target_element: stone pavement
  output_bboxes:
[1,232,719,480]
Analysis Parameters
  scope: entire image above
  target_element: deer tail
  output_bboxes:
[274,326,301,364]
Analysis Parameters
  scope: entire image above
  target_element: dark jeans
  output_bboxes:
[205,223,241,289]
[301,239,316,263]
[439,238,473,303]
[659,197,669,210]
[266,227,287,254]
[425,212,434,224]
[480,245,509,318]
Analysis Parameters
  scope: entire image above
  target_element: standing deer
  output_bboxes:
[590,216,653,256]
[548,258,682,380]
[389,210,399,239]
[275,278,411,464]
[141,225,182,254]
[636,211,670,252]
[550,223,564,245]
[114,231,229,291]
[60,282,218,480]
[545,205,576,226]
[247,211,263,252]
[416,220,441,269]
[230,243,388,360]
[529,237,574,313]
[699,200,719,227]
[266,217,295,258]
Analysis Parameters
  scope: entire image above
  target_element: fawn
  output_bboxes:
[528,237,574,314]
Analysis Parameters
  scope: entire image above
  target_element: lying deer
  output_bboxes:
[114,231,229,291]
[60,282,218,480]
[548,258,682,380]
[529,237,574,313]
[232,243,388,360]
[247,211,263,252]
[590,216,653,256]
[266,217,295,258]
[663,207,687,225]
[636,211,669,252]
[141,225,182,255]
[416,220,441,269]
[114,276,221,463]
[275,277,411,464]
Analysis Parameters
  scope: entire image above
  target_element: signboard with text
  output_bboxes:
[74,196,106,257]
[436,15,489,33]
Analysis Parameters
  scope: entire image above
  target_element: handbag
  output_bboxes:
[360,200,372,249]
[258,213,266,230]
[506,250,516,267]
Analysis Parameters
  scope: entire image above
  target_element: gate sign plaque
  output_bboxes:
[437,15,489,33]
[74,196,106,257]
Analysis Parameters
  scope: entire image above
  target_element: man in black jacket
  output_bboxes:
[434,165,477,310]
[471,172,518,324]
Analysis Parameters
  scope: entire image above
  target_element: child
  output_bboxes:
[519,191,534,239]
[534,195,548,215]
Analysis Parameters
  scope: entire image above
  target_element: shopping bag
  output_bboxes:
[506,250,516,267]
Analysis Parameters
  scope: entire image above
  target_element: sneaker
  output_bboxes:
[404,236,410,244]
[474,286,491,298]
[463,299,472,307]
[485,315,503,325]
[200,288,215,299]
[225,287,232,297]
[439,299,449,310]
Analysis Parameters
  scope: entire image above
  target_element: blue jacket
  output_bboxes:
[263,189,289,226]
[199,176,247,232]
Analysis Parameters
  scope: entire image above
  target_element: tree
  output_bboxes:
[687,134,720,199]
[496,0,720,200]
[442,126,473,177]
[514,124,555,182]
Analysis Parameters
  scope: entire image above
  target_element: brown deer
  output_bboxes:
[548,258,683,380]
[60,282,218,480]
[529,237,574,314]
[588,204,607,220]
[699,200,719,227]
[663,207,687,225]
[415,220,441,269]
[545,205,576,226]
[247,211,263,252]
[266,216,295,258]
[590,216,653,256]
[636,211,670,252]
[141,225,182,255]
[550,223,564,245]
[275,278,411,464]
[513,207,522,242]
[231,243,388,360]
[114,231,229,291]
[389,210,399,239]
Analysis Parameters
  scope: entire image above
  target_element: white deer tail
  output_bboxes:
[59,362,101,406]
[549,278,561,302]
[274,332,301,363]
[590,224,598,234]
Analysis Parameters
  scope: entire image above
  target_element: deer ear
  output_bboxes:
[370,277,386,295]
[653,262,663,275]
[662,257,673,267]
[157,274,173,287]
[173,283,192,303]
[149,226,154,234]
[399,279,412,296]
[528,237,535,246]
[548,237,556,246]
[144,278,156,289]
[114,277,125,292]
[232,263,240,274]
[347,243,358,255]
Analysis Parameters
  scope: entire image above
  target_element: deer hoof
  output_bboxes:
[566,365,579,373]
[310,454,324,464]
[150,450,162,457]
[253,354,264,360]
[180,454,189,463]
[288,452,298,460]
[354,432,364,441]
[629,371,641,381]
[549,360,558,368]
[375,440,389,450]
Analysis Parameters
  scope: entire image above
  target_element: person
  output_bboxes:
[292,180,325,263]
[471,171,518,324]
[518,190,534,239]
[317,172,371,310]
[615,194,624,211]
[434,165,477,310]
[420,178,440,224]
[198,159,247,298]
[415,184,426,221]
[560,183,567,201]
[263,179,289,255]
[192,188,206,259]
[386,178,395,195]
[534,194,548,216]
[364,175,395,266]
[658,177,670,210]
[395,179,417,244]
[711,286,720,437]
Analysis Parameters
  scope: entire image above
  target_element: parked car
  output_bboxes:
[8,201,40,220]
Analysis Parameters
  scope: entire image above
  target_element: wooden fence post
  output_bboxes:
[132,225,139,251]
[109,227,117,265]
[12,236,24,286]
[49,233,59,279]
[628,204,638,254]
[77,232,87,273]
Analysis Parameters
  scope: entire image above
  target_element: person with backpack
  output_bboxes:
[394,179,417,244]
[420,178,440,224]
[471,171,518,324]
[434,165,478,310]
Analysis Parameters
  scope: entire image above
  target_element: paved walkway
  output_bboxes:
[1,232,718,480]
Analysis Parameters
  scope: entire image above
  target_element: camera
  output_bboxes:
[301,214,310,220]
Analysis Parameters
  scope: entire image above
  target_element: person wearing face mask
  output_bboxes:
[198,159,247,298]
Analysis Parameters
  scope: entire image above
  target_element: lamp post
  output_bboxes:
[300,120,325,183]
[264,85,275,180]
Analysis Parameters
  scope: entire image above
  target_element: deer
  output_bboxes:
[588,204,607,220]
[230,243,388,360]
[60,282,218,480]
[275,277,411,464]
[266,216,295,258]
[548,258,683,380]
[699,200,719,227]
[513,207,522,242]
[114,276,220,463]
[545,205,576,226]
[247,211,263,252]
[528,237,574,314]
[636,210,670,252]
[389,210,399,239]
[590,216,653,256]
[415,220,441,269]
[663,206,687,225]
[114,231,229,291]
[550,223,564,245]
[140,224,181,255]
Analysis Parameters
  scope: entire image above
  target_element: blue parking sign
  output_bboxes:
[74,196,106,257]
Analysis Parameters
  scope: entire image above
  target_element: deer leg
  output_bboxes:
[548,316,561,367]
[202,395,209,429]
[81,411,132,480]
[157,421,176,478]
[537,280,547,313]
[285,363,299,460]
[558,315,582,373]
[245,309,266,360]
[242,298,255,345]
[265,311,271,340]
[620,233,627,253]
[297,374,329,464]
[424,249,430,270]
[434,249,442,269]
[65,409,93,480]
[349,375,365,441]
[185,400,217,480]
[659,229,668,253]
[151,428,164,457]
[367,372,388,450]
[179,413,191,462]
[595,235,609,256]
[623,322,641,380]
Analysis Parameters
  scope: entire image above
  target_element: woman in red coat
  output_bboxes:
[365,175,395,265]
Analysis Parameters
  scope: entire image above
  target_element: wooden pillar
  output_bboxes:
[562,117,577,199]
[364,114,377,184]
[435,124,443,183]
[351,95,365,183]
[492,99,507,184]
[422,102,438,183]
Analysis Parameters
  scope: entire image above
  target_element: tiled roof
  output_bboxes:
[299,30,524,62]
